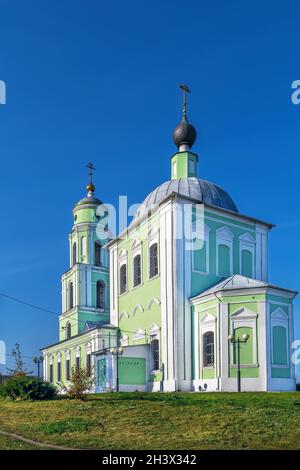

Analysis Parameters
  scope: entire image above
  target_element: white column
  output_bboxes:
[110,245,119,327]
[289,304,296,382]
[258,301,268,390]
[220,302,229,388]
[160,200,176,391]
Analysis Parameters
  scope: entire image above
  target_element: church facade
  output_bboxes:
[42,90,297,392]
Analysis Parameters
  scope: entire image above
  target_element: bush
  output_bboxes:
[0,376,57,400]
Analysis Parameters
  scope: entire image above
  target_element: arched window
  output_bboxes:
[96,280,105,309]
[66,322,71,339]
[68,282,74,310]
[203,331,214,367]
[73,242,77,265]
[149,243,158,278]
[133,254,142,287]
[95,242,101,267]
[120,264,127,294]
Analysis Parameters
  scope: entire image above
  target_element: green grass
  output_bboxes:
[0,392,300,450]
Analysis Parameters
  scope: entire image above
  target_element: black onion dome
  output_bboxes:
[173,113,197,149]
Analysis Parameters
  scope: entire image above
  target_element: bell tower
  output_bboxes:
[59,163,110,340]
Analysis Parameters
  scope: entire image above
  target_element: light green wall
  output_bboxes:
[171,151,198,179]
[118,357,146,385]
[117,216,161,350]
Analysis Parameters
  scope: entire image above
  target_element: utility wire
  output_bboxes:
[0,291,154,338]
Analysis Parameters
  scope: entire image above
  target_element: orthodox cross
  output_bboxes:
[86,162,96,183]
[179,83,191,115]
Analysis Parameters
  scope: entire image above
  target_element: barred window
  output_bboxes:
[149,243,158,278]
[151,337,160,370]
[68,282,74,310]
[73,242,77,265]
[120,264,127,294]
[133,254,142,287]
[96,280,105,309]
[86,354,91,377]
[66,359,70,380]
[95,242,101,267]
[203,332,214,367]
[57,361,61,382]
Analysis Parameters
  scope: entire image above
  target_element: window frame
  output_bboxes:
[96,280,105,309]
[203,331,215,367]
[133,253,142,287]
[149,242,159,279]
[95,242,102,267]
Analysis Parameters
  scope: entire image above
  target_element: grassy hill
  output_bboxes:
[0,392,300,450]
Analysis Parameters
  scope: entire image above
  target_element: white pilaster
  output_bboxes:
[160,200,176,390]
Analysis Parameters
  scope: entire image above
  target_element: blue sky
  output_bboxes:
[0,0,300,376]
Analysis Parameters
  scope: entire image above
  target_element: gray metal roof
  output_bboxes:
[190,274,298,301]
[134,177,238,220]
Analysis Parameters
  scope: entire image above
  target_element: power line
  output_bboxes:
[0,292,59,317]
[0,291,155,338]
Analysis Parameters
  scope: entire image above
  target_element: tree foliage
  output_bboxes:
[7,343,32,377]
[0,376,57,400]
[60,366,95,400]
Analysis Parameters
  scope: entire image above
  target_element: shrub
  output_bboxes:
[0,376,57,400]
[59,366,95,400]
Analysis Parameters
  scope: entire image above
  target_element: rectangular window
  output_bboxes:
[57,361,61,382]
[149,243,159,278]
[66,359,70,380]
[49,363,53,383]
[151,337,160,370]
[95,243,101,266]
[75,356,80,370]
[120,263,127,294]
[86,353,91,376]
[188,158,195,176]
[133,254,142,287]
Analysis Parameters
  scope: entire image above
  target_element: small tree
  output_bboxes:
[7,343,32,377]
[60,366,95,400]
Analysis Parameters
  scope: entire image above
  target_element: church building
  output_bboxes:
[42,87,297,392]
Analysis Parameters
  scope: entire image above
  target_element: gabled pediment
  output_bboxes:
[231,307,257,319]
[239,232,256,244]
[118,249,127,259]
[149,323,160,334]
[200,312,216,323]
[271,307,288,320]
[131,238,141,250]
[216,226,234,241]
